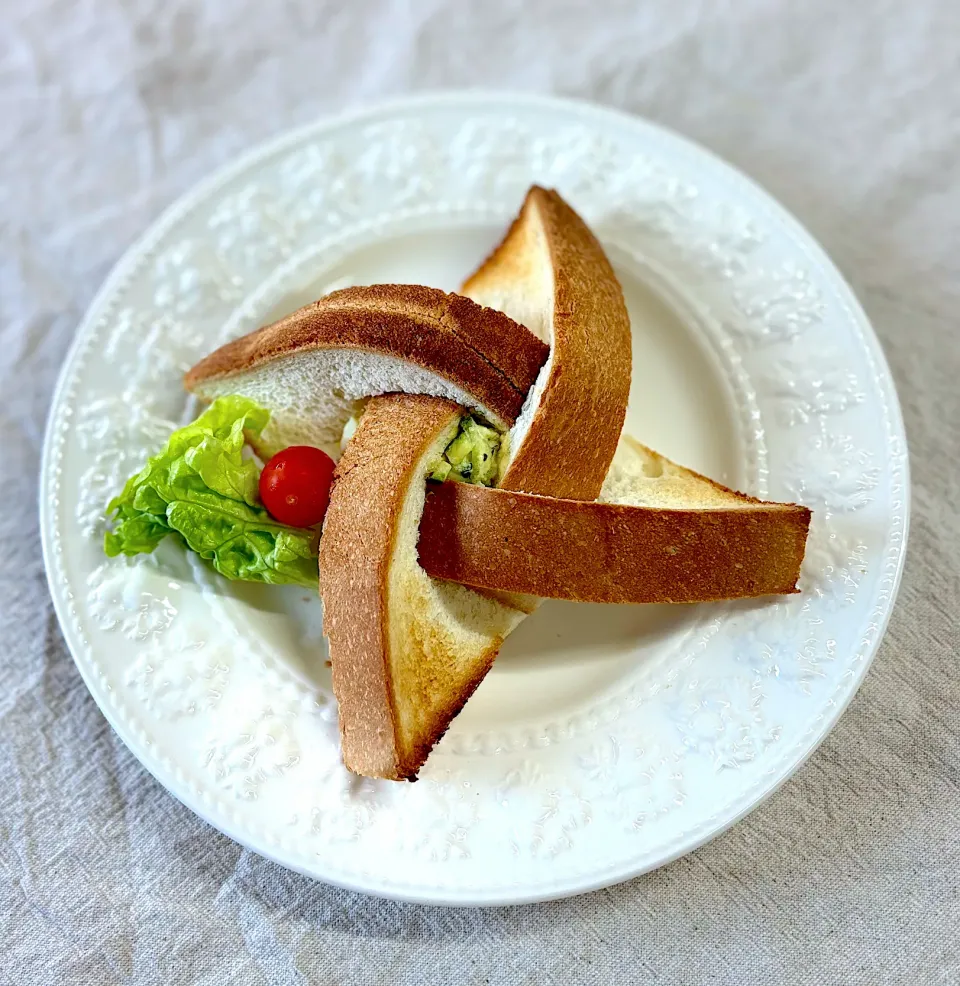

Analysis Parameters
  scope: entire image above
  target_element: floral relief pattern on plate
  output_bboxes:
[126,637,229,720]
[86,558,178,641]
[785,427,881,512]
[204,704,302,801]
[757,352,866,427]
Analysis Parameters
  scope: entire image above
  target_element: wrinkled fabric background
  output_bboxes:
[2,1,958,983]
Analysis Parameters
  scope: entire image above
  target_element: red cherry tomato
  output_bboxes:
[259,446,335,528]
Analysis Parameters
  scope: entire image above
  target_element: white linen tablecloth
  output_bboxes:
[2,1,958,982]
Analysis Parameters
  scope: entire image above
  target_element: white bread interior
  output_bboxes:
[600,437,770,509]
[192,349,508,461]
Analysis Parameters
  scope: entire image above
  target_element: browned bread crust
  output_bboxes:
[418,482,811,604]
[462,186,632,499]
[184,284,549,428]
[318,394,458,780]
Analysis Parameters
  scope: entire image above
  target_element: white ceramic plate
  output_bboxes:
[41,92,908,905]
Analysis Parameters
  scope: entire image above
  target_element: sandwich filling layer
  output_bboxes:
[427,415,503,486]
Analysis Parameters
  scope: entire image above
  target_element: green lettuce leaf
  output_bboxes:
[104,395,319,588]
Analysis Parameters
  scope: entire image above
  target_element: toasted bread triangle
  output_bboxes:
[185,284,548,459]
[318,394,525,780]
[463,186,632,500]
[417,437,811,604]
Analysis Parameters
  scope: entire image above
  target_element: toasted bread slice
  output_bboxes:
[185,284,548,459]
[418,437,811,603]
[462,186,632,500]
[318,394,525,781]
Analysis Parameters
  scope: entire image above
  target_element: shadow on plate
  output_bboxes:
[496,598,698,670]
